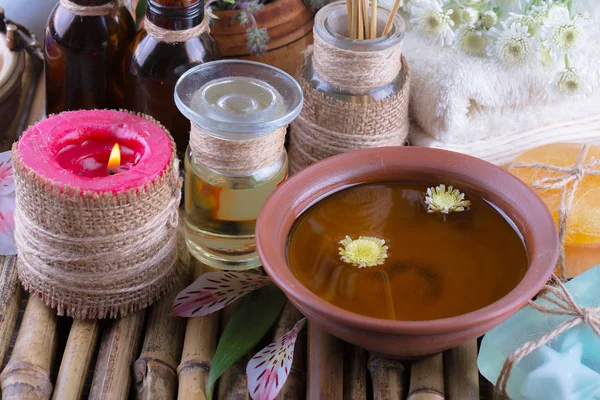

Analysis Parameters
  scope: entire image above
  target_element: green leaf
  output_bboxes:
[136,0,147,29]
[207,284,286,397]
[224,0,235,3]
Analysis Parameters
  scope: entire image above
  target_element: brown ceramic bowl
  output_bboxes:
[256,147,559,359]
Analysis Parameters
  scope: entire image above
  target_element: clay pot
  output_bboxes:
[211,0,314,76]
[255,146,559,359]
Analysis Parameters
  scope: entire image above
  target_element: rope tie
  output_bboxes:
[496,275,600,395]
[60,0,115,16]
[144,17,209,43]
[510,144,600,280]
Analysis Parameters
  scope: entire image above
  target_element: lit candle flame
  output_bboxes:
[107,143,121,172]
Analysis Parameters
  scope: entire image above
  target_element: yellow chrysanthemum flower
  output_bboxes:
[425,184,471,214]
[339,236,388,269]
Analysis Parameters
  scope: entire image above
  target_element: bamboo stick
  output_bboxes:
[383,0,402,36]
[89,310,146,400]
[177,261,219,400]
[367,353,406,400]
[443,341,479,400]
[370,0,378,39]
[307,323,344,400]
[407,353,445,400]
[52,320,100,400]
[273,302,306,400]
[134,282,188,400]
[217,303,249,400]
[0,256,20,368]
[0,296,58,400]
[343,344,367,400]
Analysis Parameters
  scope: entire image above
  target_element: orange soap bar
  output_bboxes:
[508,143,600,246]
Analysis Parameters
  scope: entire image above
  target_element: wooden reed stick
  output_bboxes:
[134,283,188,399]
[217,303,249,400]
[0,296,58,400]
[407,353,445,400]
[52,320,100,400]
[443,341,479,400]
[343,344,367,400]
[352,0,359,39]
[346,0,353,38]
[361,0,370,39]
[383,0,401,36]
[370,0,378,39]
[368,353,406,400]
[307,323,344,400]
[0,255,20,367]
[357,0,364,39]
[89,310,146,400]
[177,262,219,400]
[273,302,306,400]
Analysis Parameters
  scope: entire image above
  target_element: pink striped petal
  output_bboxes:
[247,318,307,400]
[0,192,16,255]
[173,272,271,317]
[0,151,14,196]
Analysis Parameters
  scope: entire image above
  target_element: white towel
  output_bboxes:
[402,0,600,160]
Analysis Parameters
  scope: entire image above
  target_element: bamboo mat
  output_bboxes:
[0,254,499,400]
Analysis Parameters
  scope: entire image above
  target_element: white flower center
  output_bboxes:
[424,11,444,35]
[499,35,531,64]
[557,68,581,94]
[554,23,581,49]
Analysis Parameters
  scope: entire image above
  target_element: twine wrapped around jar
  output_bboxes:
[12,112,185,319]
[288,2,410,175]
[289,53,410,174]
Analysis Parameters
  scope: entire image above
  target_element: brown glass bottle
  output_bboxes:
[45,0,136,114]
[122,0,219,160]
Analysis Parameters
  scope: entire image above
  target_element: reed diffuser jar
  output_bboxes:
[289,0,410,174]
[175,60,303,270]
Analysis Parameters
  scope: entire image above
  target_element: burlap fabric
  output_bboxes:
[289,55,410,175]
[12,113,185,319]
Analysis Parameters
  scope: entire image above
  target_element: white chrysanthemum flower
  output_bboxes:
[339,236,388,269]
[460,8,480,25]
[410,1,455,46]
[424,185,471,214]
[548,66,592,97]
[528,2,549,22]
[487,22,536,67]
[455,25,487,56]
[481,10,499,28]
[506,12,539,35]
[541,8,588,62]
[492,0,528,13]
[545,3,569,23]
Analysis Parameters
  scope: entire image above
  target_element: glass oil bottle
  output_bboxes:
[175,60,303,270]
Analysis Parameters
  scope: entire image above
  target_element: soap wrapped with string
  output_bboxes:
[508,143,600,279]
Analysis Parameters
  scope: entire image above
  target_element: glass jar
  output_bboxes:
[45,0,135,114]
[175,60,303,270]
[122,0,220,161]
[303,0,406,102]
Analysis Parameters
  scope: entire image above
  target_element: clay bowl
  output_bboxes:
[256,146,559,359]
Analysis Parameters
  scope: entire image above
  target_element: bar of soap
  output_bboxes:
[508,143,600,246]
[478,265,600,400]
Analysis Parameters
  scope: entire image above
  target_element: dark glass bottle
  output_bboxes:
[45,0,136,114]
[122,0,219,160]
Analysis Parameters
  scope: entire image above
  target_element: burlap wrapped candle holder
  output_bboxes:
[12,111,184,319]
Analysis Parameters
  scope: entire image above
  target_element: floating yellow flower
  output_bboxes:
[425,184,471,214]
[339,236,388,269]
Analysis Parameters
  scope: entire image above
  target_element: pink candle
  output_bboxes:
[17,110,173,192]
[12,109,182,319]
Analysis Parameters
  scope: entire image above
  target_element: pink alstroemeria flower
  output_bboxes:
[0,151,16,255]
[173,271,307,400]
